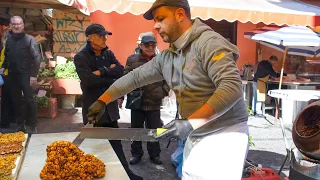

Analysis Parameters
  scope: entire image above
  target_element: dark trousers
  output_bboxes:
[9,73,37,127]
[93,121,139,179]
[131,109,161,158]
[0,75,15,126]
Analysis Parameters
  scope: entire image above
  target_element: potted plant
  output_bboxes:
[51,62,82,109]
[34,95,57,118]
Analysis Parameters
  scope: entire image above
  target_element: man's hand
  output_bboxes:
[155,119,194,140]
[117,99,124,109]
[30,77,37,87]
[110,64,116,68]
[87,100,106,124]
[0,68,5,74]
[92,70,101,76]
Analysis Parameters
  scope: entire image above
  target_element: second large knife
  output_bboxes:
[80,126,170,142]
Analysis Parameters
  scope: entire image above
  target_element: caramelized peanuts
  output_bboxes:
[40,141,106,180]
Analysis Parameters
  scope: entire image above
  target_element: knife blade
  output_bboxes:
[72,133,85,147]
[80,126,172,142]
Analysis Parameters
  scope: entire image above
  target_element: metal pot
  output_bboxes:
[292,100,320,161]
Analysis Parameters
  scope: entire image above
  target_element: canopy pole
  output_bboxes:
[275,47,289,123]
[278,47,289,90]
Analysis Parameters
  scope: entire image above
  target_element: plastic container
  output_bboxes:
[242,168,281,180]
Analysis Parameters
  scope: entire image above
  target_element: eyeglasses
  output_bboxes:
[10,23,23,26]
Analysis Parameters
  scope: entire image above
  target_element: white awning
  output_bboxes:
[58,0,320,27]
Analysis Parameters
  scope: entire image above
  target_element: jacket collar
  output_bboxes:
[138,51,155,62]
[11,32,25,41]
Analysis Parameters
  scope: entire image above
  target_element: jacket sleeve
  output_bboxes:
[265,62,279,78]
[162,81,170,97]
[2,44,8,69]
[0,48,5,68]
[30,36,41,77]
[200,37,243,117]
[100,51,124,79]
[74,53,115,89]
[124,55,134,75]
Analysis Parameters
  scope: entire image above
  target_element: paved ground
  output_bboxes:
[1,106,292,180]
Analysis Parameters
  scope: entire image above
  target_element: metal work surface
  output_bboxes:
[18,132,129,180]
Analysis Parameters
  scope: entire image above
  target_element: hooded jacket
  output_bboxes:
[104,19,248,136]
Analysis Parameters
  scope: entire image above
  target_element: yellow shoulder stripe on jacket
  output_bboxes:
[212,52,226,61]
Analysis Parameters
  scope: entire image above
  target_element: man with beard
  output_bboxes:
[0,16,40,133]
[86,0,249,179]
[74,24,142,180]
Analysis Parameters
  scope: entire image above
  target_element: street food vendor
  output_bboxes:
[87,0,249,179]
[252,55,280,116]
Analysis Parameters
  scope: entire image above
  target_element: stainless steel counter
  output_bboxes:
[267,80,320,89]
[268,89,320,124]
[18,132,129,180]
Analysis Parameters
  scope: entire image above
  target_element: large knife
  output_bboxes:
[80,124,171,142]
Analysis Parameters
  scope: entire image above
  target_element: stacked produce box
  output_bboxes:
[0,132,28,180]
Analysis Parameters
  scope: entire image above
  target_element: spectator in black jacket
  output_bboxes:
[74,24,142,180]
[0,16,40,133]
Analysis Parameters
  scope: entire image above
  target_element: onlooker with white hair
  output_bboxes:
[134,32,160,54]
[0,16,40,133]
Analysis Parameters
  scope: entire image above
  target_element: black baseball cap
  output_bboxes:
[85,24,112,37]
[141,35,157,44]
[143,0,190,20]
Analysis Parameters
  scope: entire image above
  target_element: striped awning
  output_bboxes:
[58,0,320,27]
[244,25,320,57]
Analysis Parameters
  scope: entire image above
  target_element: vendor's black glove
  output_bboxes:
[87,100,106,124]
[155,119,194,140]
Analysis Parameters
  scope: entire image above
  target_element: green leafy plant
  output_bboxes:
[54,62,79,80]
[38,68,55,78]
[34,95,49,109]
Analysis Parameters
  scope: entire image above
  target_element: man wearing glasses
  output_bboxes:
[74,24,142,180]
[0,16,40,133]
[123,35,168,165]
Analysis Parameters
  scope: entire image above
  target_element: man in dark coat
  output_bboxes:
[0,16,40,133]
[124,35,169,165]
[74,24,142,180]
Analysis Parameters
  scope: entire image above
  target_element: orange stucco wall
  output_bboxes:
[90,11,168,65]
[90,11,265,69]
[236,22,257,68]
